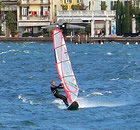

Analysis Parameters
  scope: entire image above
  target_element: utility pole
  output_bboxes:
[90,0,95,37]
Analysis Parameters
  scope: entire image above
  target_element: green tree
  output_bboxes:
[61,5,68,10]
[116,0,122,35]
[5,11,17,36]
[123,1,130,34]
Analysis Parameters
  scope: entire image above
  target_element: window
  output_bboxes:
[124,1,130,6]
[41,0,48,3]
[64,0,71,3]
[77,0,83,3]
[22,0,28,4]
[54,5,57,16]
[101,1,107,10]
[22,7,28,16]
[43,7,49,16]
[111,1,117,10]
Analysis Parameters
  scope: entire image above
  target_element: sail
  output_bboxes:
[52,29,79,105]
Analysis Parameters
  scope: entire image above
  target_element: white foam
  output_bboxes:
[18,94,38,105]
[82,90,85,93]
[86,92,103,97]
[110,78,119,81]
[0,49,19,55]
[77,97,127,108]
[84,52,87,55]
[106,52,112,55]
[52,99,67,109]
[23,50,30,54]
[1,60,6,63]
[104,91,112,94]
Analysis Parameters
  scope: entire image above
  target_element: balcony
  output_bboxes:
[20,0,49,5]
[57,10,116,21]
[18,15,50,27]
[58,10,115,17]
[19,15,50,20]
[40,0,49,4]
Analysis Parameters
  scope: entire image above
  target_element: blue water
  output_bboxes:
[0,42,140,130]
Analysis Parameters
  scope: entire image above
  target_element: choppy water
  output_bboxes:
[0,42,140,130]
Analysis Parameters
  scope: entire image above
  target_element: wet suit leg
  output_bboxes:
[54,93,69,107]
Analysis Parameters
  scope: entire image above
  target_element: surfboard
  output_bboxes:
[67,101,79,110]
[52,29,79,110]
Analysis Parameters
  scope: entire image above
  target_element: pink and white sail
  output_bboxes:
[52,29,79,105]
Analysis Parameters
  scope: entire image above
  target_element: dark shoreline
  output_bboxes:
[0,36,140,44]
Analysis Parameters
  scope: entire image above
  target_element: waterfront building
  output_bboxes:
[57,0,138,37]
[58,0,116,37]
[17,0,50,36]
[0,0,17,37]
[57,10,116,37]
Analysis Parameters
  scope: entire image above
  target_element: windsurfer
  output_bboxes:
[50,80,69,107]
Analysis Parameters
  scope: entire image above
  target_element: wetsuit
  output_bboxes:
[51,83,69,107]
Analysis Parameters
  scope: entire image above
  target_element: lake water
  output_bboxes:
[0,42,140,130]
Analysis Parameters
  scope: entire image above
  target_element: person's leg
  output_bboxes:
[55,94,68,107]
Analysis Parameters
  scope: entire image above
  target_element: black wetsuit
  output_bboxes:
[51,84,68,107]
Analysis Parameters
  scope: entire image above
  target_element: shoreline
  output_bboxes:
[0,36,140,44]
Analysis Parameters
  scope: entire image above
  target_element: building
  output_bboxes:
[84,0,140,11]
[57,0,116,37]
[57,10,116,37]
[0,0,17,37]
[50,0,62,23]
[17,0,50,36]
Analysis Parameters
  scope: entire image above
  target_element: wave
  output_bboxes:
[52,99,67,109]
[23,50,30,54]
[86,92,103,97]
[18,94,39,105]
[110,78,119,81]
[0,49,20,55]
[53,97,127,110]
[77,97,127,108]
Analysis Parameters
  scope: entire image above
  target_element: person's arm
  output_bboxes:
[58,83,63,89]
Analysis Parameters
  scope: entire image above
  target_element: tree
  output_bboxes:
[61,5,68,10]
[123,1,130,34]
[5,11,17,36]
[116,0,122,35]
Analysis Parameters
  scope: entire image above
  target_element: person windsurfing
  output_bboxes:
[50,80,69,107]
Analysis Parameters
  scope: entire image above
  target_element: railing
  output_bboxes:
[20,0,49,4]
[19,15,50,21]
[40,0,49,4]
[57,10,116,17]
[21,0,29,4]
